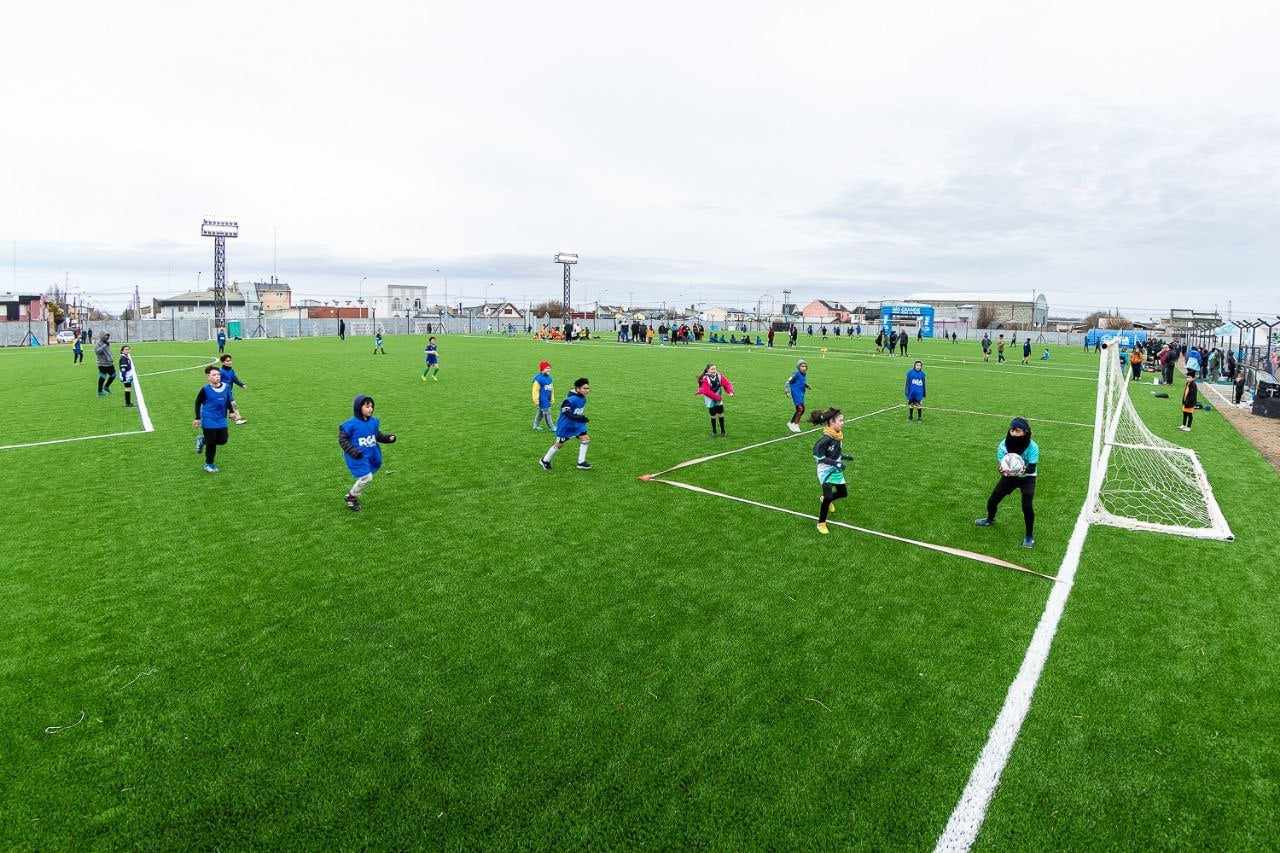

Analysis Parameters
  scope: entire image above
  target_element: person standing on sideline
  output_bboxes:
[767,326,775,348]
[811,408,852,535]
[1233,368,1247,405]
[73,336,83,363]
[338,318,346,341]
[373,330,386,354]
[974,417,1039,549]
[1180,370,1198,432]
[899,329,908,356]
[981,333,991,362]
[95,333,115,396]
[1129,346,1145,381]
[786,360,810,432]
[119,346,136,408]
[216,326,227,354]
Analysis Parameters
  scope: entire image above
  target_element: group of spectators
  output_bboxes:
[617,321,703,344]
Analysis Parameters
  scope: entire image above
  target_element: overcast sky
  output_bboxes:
[4,1,1279,318]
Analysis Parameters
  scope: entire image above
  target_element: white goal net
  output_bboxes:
[1088,342,1232,540]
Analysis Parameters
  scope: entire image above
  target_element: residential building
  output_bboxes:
[0,293,45,322]
[905,292,1050,327]
[151,286,248,319]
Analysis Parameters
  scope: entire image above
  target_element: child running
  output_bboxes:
[905,360,926,420]
[421,336,440,381]
[193,365,235,473]
[811,408,852,534]
[338,394,397,511]
[373,330,386,354]
[974,417,1039,548]
[1022,338,1032,365]
[531,360,554,430]
[785,360,810,433]
[696,364,735,436]
[119,346,135,408]
[1180,370,1198,432]
[218,354,248,424]
[95,333,115,396]
[540,377,592,470]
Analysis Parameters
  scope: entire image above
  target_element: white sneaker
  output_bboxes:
[1178,425,1191,432]
[787,422,800,433]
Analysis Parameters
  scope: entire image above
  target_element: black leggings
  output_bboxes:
[1182,410,1193,428]
[820,482,848,522]
[74,350,83,363]
[203,427,228,464]
[708,404,725,434]
[791,403,806,424]
[97,365,116,392]
[986,476,1036,538]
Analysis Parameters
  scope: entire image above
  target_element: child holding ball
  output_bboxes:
[974,417,1039,548]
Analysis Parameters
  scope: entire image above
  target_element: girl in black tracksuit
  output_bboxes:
[811,408,852,534]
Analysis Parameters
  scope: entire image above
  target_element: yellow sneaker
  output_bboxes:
[816,522,829,534]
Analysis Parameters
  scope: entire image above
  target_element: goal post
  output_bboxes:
[1087,340,1232,540]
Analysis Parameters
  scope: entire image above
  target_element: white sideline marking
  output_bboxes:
[648,404,903,478]
[131,354,154,433]
[934,347,1110,851]
[0,430,148,451]
[928,407,1092,428]
[650,477,1056,581]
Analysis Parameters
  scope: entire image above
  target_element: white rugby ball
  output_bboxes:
[1000,452,1026,476]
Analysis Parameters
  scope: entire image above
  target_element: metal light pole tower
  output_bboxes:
[555,252,578,341]
[201,219,239,331]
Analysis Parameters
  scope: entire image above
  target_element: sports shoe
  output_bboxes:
[431,375,438,381]
[576,461,592,470]
[421,374,428,382]
[974,518,993,527]
[816,522,829,534]
[203,463,219,473]
[234,416,247,425]
[1178,425,1191,432]
[195,434,205,453]
[1021,536,1035,549]
[97,391,107,397]
[345,494,360,512]
[539,459,552,471]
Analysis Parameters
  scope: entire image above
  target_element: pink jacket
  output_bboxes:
[696,373,734,402]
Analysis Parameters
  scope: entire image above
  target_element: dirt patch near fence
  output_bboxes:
[1203,383,1280,474]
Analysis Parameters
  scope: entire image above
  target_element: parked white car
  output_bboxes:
[56,330,77,343]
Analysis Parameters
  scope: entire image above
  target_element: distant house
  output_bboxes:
[799,300,854,323]
[905,292,1049,328]
[0,293,44,322]
[250,278,292,311]
[151,286,247,319]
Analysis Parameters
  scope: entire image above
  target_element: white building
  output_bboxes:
[370,284,434,318]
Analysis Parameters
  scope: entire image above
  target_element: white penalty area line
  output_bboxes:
[928,407,1092,429]
[0,429,148,451]
[647,404,904,478]
[647,477,1056,582]
[139,364,208,378]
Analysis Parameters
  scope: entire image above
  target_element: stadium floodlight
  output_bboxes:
[555,252,579,341]
[201,218,239,331]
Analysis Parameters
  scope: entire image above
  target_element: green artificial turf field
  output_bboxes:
[2,333,1277,849]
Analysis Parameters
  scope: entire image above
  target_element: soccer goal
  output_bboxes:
[1088,341,1232,540]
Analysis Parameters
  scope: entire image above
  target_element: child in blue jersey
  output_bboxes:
[119,346,135,408]
[974,417,1039,548]
[192,365,235,472]
[373,330,386,354]
[785,360,810,432]
[421,336,440,381]
[531,360,554,430]
[218,354,248,424]
[216,327,227,354]
[540,377,592,470]
[905,360,926,420]
[73,336,83,363]
[338,394,397,511]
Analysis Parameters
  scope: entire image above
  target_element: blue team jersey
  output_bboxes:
[198,383,234,428]
[787,370,808,404]
[905,368,926,401]
[533,372,553,407]
[554,392,588,439]
[219,366,241,387]
[425,343,438,364]
[339,414,384,476]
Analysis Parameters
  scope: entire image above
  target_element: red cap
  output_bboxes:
[539,360,551,371]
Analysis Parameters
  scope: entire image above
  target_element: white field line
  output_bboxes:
[0,430,148,451]
[933,350,1108,851]
[647,404,903,478]
[649,477,1056,581]
[594,338,1099,381]
[927,407,1092,428]
[140,364,208,378]
[131,354,154,433]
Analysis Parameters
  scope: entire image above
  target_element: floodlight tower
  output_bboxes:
[201,219,239,331]
[555,252,578,341]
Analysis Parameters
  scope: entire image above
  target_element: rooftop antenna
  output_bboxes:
[273,225,278,283]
